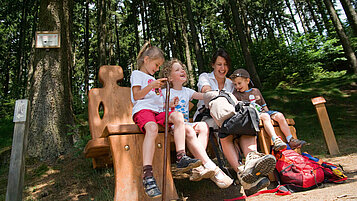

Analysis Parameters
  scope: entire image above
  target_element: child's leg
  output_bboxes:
[142,122,159,166]
[185,125,210,164]
[169,111,186,153]
[193,122,209,149]
[270,112,292,140]
[261,113,287,151]
[271,112,306,149]
[220,135,240,172]
[169,111,201,172]
[260,113,278,139]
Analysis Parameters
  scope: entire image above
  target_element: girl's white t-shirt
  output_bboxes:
[194,71,235,120]
[130,70,164,116]
[162,87,196,122]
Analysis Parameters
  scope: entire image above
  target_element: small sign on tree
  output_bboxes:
[35,31,60,48]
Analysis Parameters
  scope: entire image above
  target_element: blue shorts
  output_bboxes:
[264,110,279,116]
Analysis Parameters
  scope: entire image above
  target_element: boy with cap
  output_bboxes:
[230,68,306,151]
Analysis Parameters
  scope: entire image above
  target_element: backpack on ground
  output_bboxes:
[273,149,325,192]
[301,152,347,183]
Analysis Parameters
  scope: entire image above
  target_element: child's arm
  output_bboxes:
[132,78,167,101]
[191,92,204,100]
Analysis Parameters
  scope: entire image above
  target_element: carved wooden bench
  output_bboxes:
[84,65,178,201]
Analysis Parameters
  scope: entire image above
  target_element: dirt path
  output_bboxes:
[247,153,357,201]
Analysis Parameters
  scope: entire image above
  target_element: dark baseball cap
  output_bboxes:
[230,68,250,79]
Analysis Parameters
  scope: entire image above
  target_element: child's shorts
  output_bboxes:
[263,110,279,116]
[133,109,173,133]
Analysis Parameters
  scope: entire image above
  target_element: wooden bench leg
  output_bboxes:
[108,134,178,201]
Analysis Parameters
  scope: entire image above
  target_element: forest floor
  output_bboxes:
[1,73,357,201]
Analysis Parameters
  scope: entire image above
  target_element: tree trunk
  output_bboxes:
[324,0,357,73]
[306,0,323,35]
[97,0,107,87]
[315,0,333,34]
[228,0,262,88]
[84,0,89,96]
[139,0,146,41]
[293,0,308,34]
[339,0,357,36]
[179,6,195,88]
[184,0,204,73]
[28,0,75,160]
[285,0,300,34]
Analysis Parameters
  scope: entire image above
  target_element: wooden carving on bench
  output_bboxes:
[84,65,178,201]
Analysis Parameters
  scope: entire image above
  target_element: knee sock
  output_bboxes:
[286,135,293,142]
[143,165,153,178]
[176,149,185,162]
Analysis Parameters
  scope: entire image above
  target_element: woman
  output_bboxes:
[194,48,276,196]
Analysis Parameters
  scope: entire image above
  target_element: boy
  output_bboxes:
[230,69,306,151]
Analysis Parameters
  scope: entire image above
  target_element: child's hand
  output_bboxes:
[170,96,179,108]
[149,78,167,89]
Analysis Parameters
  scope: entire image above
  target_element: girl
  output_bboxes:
[130,42,201,198]
[160,58,233,188]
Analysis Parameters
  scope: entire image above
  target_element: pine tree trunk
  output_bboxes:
[315,0,333,34]
[179,6,195,88]
[324,0,357,73]
[339,0,357,36]
[84,0,89,96]
[184,0,204,73]
[28,0,75,160]
[228,0,262,88]
[285,0,300,34]
[293,0,308,33]
[164,0,176,58]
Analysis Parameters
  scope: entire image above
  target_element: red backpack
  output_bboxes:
[274,149,325,192]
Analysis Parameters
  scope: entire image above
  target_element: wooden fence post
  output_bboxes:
[311,96,340,155]
[6,99,30,201]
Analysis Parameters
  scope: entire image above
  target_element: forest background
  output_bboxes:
[0,0,357,200]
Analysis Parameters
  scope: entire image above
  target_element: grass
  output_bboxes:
[0,72,356,200]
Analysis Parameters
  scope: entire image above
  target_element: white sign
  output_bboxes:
[35,31,60,48]
[13,99,28,122]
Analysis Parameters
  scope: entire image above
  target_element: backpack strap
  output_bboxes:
[223,184,291,201]
[209,90,236,106]
[247,106,260,132]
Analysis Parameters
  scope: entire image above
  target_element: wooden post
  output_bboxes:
[311,96,340,155]
[6,99,30,201]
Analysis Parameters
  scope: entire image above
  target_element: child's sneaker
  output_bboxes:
[239,151,276,184]
[143,176,161,198]
[176,155,202,173]
[210,167,233,188]
[190,165,216,181]
[289,138,306,149]
[273,137,287,151]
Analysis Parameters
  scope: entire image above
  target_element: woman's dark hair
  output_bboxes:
[210,48,231,68]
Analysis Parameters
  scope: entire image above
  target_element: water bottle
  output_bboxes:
[249,95,262,112]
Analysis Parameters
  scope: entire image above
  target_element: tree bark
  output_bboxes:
[285,0,300,34]
[324,0,357,73]
[293,0,308,34]
[184,0,204,73]
[229,0,262,88]
[179,6,195,88]
[28,0,75,160]
[84,0,89,96]
[339,0,357,36]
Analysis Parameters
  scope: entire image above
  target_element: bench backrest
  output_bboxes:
[88,65,134,139]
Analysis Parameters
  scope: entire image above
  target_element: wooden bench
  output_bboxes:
[257,118,300,155]
[84,65,178,201]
